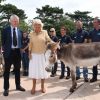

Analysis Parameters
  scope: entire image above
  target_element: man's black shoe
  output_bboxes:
[50,74,54,77]
[84,78,89,82]
[23,72,28,76]
[90,78,97,83]
[66,76,70,79]
[11,70,15,75]
[59,75,64,79]
[3,90,9,96]
[76,76,80,80]
[16,86,25,91]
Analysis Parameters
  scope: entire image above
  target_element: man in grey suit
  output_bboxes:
[1,14,25,96]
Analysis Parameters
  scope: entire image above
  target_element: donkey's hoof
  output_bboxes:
[73,83,77,89]
[69,88,75,92]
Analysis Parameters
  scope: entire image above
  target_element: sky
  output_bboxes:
[2,0,100,21]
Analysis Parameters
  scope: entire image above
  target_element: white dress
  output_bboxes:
[29,51,50,79]
[28,30,52,79]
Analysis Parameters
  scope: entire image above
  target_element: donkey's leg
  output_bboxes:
[70,69,77,92]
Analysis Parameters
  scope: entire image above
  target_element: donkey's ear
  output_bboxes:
[56,41,60,49]
[57,40,60,44]
[47,42,56,50]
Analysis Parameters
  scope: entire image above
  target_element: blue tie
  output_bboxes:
[13,28,17,46]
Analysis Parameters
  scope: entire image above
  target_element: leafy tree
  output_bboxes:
[0,0,5,3]
[36,5,63,31]
[65,10,93,30]
[36,5,75,36]
[0,0,5,12]
[66,10,92,20]
[0,0,5,46]
[19,20,29,32]
[0,4,27,22]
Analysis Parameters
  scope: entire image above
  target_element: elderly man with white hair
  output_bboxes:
[29,19,53,94]
[1,14,25,96]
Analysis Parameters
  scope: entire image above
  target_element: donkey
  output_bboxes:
[47,42,100,92]
[0,53,4,76]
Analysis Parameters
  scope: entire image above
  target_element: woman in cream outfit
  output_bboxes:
[29,19,53,94]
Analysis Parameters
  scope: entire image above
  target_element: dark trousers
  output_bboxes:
[67,66,70,77]
[92,65,98,79]
[3,49,21,90]
[61,61,70,76]
[21,52,29,72]
[61,61,65,76]
[51,62,58,75]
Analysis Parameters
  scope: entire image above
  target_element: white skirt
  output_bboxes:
[29,53,49,79]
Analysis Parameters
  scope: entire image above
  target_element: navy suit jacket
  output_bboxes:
[1,26,22,58]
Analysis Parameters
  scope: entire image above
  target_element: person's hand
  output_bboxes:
[20,49,25,53]
[29,53,32,60]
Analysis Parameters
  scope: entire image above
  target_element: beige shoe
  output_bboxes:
[41,88,46,93]
[31,90,35,95]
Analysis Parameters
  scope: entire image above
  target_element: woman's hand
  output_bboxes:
[20,48,25,53]
[29,50,32,60]
[29,53,32,60]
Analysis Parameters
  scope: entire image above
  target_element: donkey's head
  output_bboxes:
[47,42,60,64]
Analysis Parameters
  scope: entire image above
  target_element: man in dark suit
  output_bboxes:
[1,14,25,96]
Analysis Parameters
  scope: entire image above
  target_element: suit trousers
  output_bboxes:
[51,62,58,75]
[92,65,98,79]
[3,49,21,90]
[61,61,65,76]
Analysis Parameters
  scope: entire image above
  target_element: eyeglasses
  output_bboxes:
[50,31,54,32]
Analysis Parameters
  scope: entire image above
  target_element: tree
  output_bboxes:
[36,5,76,36]
[66,10,92,20]
[0,0,5,12]
[0,0,5,3]
[19,20,29,32]
[65,10,93,30]
[36,5,63,31]
[0,4,27,22]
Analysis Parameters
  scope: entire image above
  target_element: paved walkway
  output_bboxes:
[0,72,100,100]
